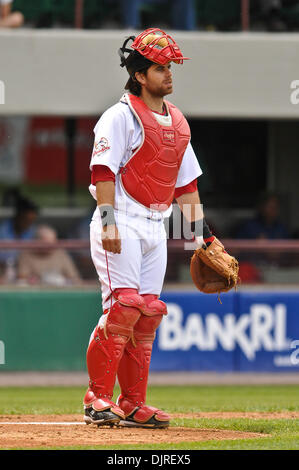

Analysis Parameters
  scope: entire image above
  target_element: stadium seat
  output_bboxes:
[12,0,52,22]
[280,3,299,26]
[84,0,105,25]
[50,0,104,25]
[117,0,168,29]
[12,0,104,27]
[196,0,241,29]
[50,0,75,24]
[117,0,195,30]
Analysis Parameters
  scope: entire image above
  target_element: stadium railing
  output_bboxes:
[1,239,299,285]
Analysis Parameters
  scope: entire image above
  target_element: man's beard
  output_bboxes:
[149,84,173,98]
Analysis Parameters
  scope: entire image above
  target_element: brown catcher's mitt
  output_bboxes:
[190,237,239,295]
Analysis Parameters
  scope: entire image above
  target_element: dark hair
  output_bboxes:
[15,196,39,216]
[125,67,149,96]
[257,191,280,209]
[121,47,152,96]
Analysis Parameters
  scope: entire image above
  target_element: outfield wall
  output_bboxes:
[0,289,298,373]
[156,290,299,373]
[0,30,299,118]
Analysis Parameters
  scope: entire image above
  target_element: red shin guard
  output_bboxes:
[84,290,145,410]
[117,295,170,423]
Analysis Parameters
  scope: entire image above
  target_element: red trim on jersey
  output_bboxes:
[91,165,115,185]
[152,104,168,116]
[174,179,197,199]
[105,250,114,310]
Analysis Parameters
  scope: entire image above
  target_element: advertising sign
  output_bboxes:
[151,291,299,372]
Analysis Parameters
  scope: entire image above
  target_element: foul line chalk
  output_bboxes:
[0,422,85,426]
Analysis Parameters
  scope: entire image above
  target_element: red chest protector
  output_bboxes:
[120,94,190,211]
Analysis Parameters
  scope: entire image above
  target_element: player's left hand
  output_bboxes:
[190,237,239,294]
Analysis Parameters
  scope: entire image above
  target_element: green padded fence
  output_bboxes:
[0,290,102,371]
[12,0,52,21]
[281,4,299,24]
[50,0,104,24]
[12,0,104,24]
[196,0,241,27]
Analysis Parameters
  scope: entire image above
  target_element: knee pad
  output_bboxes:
[142,294,168,317]
[104,288,146,339]
[133,295,168,342]
[133,314,162,342]
[114,288,146,311]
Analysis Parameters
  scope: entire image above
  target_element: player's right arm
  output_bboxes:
[96,180,121,254]
[90,104,130,255]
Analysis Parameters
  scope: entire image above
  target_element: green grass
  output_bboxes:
[0,385,298,450]
[0,385,298,415]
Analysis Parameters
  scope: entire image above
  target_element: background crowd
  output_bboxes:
[0,188,294,286]
[1,0,299,32]
[0,1,298,286]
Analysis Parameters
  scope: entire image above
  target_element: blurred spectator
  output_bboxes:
[195,0,299,32]
[17,224,81,286]
[73,208,93,241]
[258,0,299,31]
[234,193,290,284]
[238,261,263,283]
[0,194,38,246]
[0,0,24,28]
[67,207,95,280]
[119,0,196,30]
[0,195,39,281]
[259,0,288,30]
[236,192,290,240]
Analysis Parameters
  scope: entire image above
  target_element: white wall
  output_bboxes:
[0,30,299,117]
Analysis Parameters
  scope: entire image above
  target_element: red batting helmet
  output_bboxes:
[130,28,190,65]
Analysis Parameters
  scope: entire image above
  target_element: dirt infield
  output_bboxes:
[1,412,293,448]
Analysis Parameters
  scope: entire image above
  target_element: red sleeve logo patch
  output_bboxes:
[92,137,110,157]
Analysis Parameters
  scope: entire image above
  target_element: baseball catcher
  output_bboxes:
[83,27,238,430]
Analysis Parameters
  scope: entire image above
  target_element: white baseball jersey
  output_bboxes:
[89,94,202,220]
[89,94,202,312]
